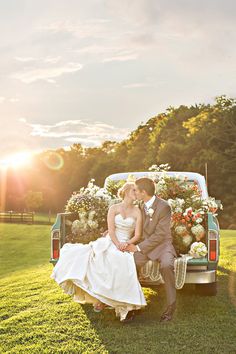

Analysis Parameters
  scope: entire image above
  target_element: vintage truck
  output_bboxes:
[50,171,220,296]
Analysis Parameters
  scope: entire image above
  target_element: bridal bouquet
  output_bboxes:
[65,179,112,243]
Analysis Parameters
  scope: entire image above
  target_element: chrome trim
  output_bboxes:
[139,270,216,286]
[208,229,218,240]
[187,266,208,271]
[185,270,216,284]
[52,229,60,239]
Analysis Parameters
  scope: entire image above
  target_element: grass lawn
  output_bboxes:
[33,212,57,224]
[0,224,235,354]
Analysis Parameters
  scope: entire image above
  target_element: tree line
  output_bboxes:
[2,95,235,228]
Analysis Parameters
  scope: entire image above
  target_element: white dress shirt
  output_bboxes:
[144,195,156,211]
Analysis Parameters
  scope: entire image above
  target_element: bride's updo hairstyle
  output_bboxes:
[117,182,135,199]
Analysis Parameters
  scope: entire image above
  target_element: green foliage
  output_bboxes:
[105,178,126,198]
[24,191,43,211]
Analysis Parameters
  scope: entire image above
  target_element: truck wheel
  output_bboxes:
[195,282,217,296]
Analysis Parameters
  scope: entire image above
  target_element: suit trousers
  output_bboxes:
[134,250,176,306]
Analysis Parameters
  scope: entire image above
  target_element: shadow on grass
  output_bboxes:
[79,272,236,353]
[82,284,197,331]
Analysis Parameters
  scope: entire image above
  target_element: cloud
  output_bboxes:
[15,56,61,64]
[0,117,130,160]
[11,61,82,84]
[123,83,153,89]
[29,119,129,146]
[102,52,138,63]
[39,19,110,39]
[0,96,19,103]
[15,57,37,62]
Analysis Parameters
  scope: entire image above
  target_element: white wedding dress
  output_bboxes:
[51,213,146,320]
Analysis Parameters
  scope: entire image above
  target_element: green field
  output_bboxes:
[0,224,235,354]
[34,212,57,224]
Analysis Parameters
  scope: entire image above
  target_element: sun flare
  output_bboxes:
[0,151,32,169]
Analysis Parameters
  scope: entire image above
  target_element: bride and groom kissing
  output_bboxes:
[51,177,177,323]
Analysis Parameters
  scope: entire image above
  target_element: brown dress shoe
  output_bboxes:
[160,302,176,323]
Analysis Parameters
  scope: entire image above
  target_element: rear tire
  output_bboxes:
[196,282,217,296]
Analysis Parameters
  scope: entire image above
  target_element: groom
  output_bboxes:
[125,177,177,323]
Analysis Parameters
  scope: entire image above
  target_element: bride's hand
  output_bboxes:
[118,242,129,251]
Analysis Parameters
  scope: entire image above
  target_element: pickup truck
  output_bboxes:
[50,171,220,296]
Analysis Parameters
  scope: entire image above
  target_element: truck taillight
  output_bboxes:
[52,230,60,259]
[209,240,217,261]
[53,239,60,259]
[208,230,218,262]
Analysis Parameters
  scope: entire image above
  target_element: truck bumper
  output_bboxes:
[185,270,216,284]
[140,270,216,287]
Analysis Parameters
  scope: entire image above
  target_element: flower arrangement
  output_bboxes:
[65,179,112,243]
[148,164,222,255]
[64,166,222,253]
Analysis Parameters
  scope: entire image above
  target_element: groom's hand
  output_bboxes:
[125,244,138,253]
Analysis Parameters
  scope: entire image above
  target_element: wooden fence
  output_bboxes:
[0,211,34,224]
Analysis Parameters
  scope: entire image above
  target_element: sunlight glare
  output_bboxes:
[0,151,32,169]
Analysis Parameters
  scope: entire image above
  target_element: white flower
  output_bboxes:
[168,198,185,213]
[183,207,192,216]
[195,217,203,224]
[95,188,111,200]
[88,219,98,229]
[189,242,207,258]
[147,208,154,218]
[79,211,87,220]
[72,219,82,234]
[88,211,96,220]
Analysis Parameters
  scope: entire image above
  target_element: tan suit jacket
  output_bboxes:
[138,196,177,260]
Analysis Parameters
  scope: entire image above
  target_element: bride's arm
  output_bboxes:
[127,209,142,245]
[107,205,120,248]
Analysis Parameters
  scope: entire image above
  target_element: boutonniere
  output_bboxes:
[147,208,154,221]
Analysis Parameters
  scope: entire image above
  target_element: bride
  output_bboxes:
[51,182,147,321]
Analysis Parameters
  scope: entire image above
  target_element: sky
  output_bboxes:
[0,0,235,162]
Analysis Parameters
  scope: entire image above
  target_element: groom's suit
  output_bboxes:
[134,196,177,306]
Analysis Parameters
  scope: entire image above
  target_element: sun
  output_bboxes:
[0,151,33,169]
